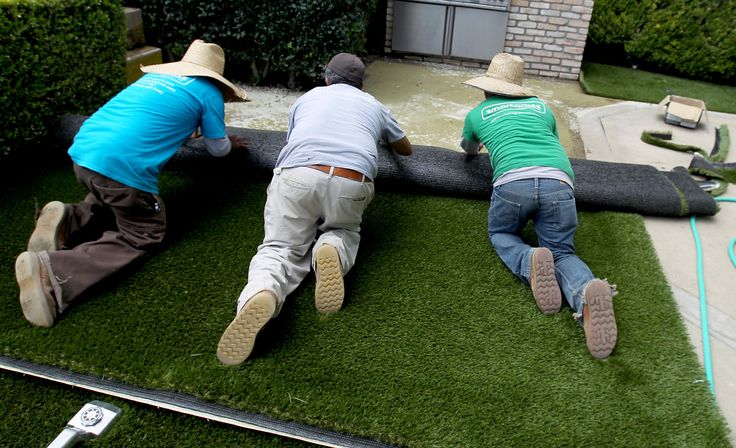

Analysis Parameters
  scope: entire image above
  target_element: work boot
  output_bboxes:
[529,247,562,315]
[28,201,68,252]
[15,251,58,327]
[314,244,344,314]
[580,279,617,359]
[216,291,277,365]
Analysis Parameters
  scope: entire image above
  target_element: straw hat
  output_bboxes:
[463,53,532,98]
[140,39,248,101]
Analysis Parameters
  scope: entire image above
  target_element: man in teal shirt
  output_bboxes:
[461,53,617,359]
[15,40,247,328]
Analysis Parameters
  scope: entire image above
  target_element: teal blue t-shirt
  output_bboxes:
[461,96,574,182]
[69,73,226,193]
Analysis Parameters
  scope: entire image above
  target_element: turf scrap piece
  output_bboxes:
[57,115,717,217]
[689,155,736,185]
[641,125,733,196]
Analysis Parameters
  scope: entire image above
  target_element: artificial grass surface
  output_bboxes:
[0,156,731,447]
[0,372,310,447]
[580,62,736,114]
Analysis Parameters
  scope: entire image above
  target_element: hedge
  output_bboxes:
[0,0,126,159]
[625,0,736,84]
[586,0,736,83]
[129,0,379,87]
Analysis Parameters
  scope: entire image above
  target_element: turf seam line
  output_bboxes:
[0,355,394,448]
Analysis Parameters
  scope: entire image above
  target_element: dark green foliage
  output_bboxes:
[133,0,378,87]
[587,0,657,46]
[586,0,736,83]
[0,0,127,159]
[626,0,736,83]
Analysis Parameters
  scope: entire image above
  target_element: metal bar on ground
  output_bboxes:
[0,356,393,448]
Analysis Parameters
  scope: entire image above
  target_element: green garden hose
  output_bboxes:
[689,197,736,394]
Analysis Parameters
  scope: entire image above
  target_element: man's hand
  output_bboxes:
[390,136,412,156]
[228,134,249,150]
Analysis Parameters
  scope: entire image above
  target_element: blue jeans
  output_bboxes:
[488,178,593,313]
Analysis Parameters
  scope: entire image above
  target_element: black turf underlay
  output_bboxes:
[57,115,718,217]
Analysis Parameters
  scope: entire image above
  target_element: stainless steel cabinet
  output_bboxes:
[391,0,509,61]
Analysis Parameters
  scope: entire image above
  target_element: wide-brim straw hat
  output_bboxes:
[463,53,532,98]
[140,39,248,102]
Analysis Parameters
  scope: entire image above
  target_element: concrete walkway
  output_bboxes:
[227,57,735,444]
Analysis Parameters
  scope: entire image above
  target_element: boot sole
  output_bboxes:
[314,245,344,314]
[530,248,562,315]
[28,201,66,252]
[15,252,55,327]
[584,279,617,359]
[216,292,276,365]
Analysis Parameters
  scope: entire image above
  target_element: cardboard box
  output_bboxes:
[658,95,706,129]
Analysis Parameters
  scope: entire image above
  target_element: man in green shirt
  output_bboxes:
[460,53,617,359]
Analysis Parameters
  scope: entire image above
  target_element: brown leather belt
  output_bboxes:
[309,165,371,182]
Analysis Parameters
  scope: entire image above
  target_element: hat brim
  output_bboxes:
[140,61,249,102]
[463,76,532,98]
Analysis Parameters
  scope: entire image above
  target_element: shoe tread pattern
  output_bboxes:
[28,201,66,252]
[584,280,617,359]
[216,293,275,365]
[314,245,344,314]
[15,252,55,327]
[530,248,562,315]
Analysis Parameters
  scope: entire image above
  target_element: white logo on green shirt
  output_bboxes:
[481,100,546,122]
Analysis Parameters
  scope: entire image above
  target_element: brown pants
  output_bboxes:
[44,164,166,312]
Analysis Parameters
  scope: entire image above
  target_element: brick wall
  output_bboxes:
[384,0,594,80]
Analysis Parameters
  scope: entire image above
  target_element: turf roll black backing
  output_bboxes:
[58,115,717,217]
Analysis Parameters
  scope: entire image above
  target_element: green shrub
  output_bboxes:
[626,0,736,83]
[586,0,735,83]
[587,0,657,46]
[132,0,378,87]
[0,0,126,159]
[585,0,656,66]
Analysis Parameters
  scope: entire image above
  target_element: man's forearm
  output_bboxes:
[460,137,481,155]
[204,136,232,157]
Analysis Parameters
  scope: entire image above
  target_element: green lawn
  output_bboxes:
[580,62,736,114]
[0,156,730,447]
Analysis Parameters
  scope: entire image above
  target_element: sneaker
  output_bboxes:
[216,291,277,365]
[28,201,68,252]
[15,251,57,327]
[581,279,617,359]
[529,247,562,315]
[314,244,344,314]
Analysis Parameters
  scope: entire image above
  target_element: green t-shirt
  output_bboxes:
[462,96,574,182]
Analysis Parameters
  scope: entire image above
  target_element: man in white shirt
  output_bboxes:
[217,53,412,365]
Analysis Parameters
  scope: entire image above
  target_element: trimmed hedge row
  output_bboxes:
[586,0,736,84]
[0,0,126,159]
[129,0,379,87]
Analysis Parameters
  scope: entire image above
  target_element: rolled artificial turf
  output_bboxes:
[0,155,730,447]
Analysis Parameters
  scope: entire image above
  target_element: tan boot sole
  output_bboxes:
[28,201,66,252]
[530,248,562,315]
[216,291,276,365]
[314,245,344,314]
[15,252,55,327]
[583,279,617,359]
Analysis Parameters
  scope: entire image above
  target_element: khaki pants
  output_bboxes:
[43,164,166,312]
[237,166,375,314]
